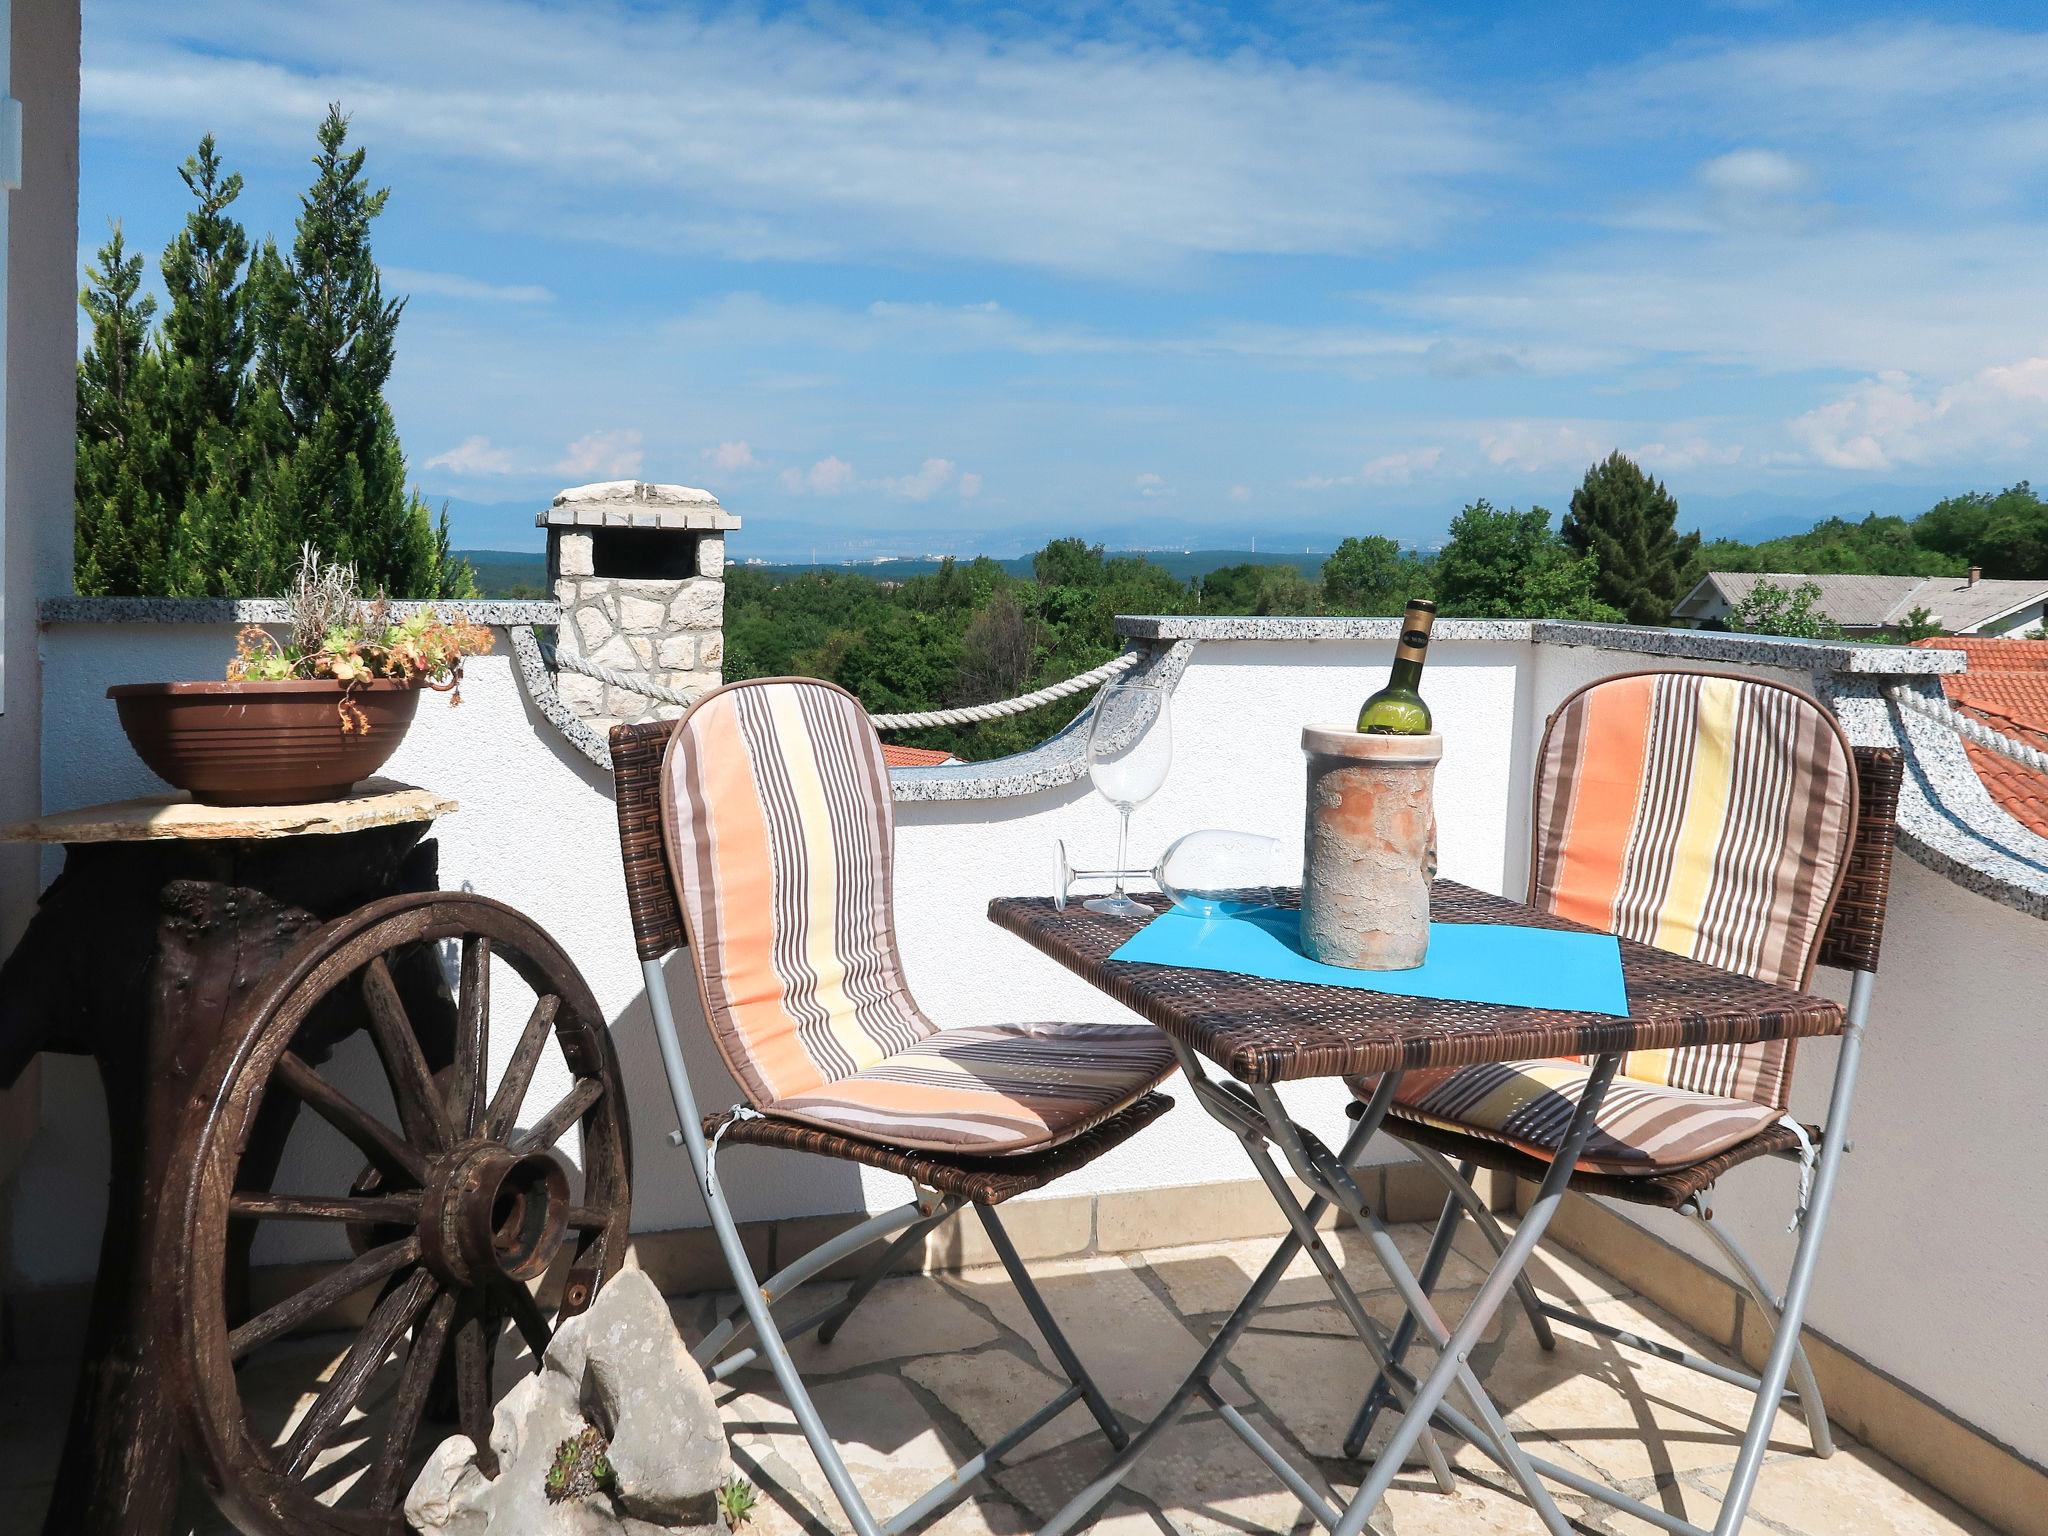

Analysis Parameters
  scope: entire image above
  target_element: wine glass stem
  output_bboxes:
[1114,804,1132,901]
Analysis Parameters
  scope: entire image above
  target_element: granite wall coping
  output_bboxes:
[1115,614,1965,675]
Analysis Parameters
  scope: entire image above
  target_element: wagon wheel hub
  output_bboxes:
[421,1141,572,1289]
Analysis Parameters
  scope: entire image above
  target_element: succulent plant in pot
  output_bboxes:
[110,547,495,806]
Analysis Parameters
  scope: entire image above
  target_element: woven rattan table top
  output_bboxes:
[987,880,1845,1085]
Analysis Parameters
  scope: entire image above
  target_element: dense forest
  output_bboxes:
[722,475,2048,760]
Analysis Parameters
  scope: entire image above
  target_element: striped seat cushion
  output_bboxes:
[662,679,936,1107]
[661,678,1175,1157]
[769,1021,1178,1153]
[1379,1060,1782,1175]
[1532,671,1855,1110]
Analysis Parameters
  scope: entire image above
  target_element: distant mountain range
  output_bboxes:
[430,479,1967,572]
[454,547,1328,598]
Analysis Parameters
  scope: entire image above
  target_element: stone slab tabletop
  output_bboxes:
[0,778,458,843]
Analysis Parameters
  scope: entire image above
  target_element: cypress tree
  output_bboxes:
[157,136,270,596]
[1562,451,1701,625]
[246,106,465,596]
[75,225,169,595]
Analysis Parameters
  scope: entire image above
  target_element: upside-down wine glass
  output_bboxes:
[1083,678,1173,916]
[1056,828,1284,916]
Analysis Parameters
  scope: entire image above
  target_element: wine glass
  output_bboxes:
[1056,829,1283,917]
[1083,678,1172,916]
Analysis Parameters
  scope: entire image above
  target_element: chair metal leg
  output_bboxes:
[976,1203,1131,1450]
[1710,977,1869,1536]
[817,1205,955,1345]
[644,961,887,1536]
[1342,1164,1469,1459]
[1686,1201,1836,1459]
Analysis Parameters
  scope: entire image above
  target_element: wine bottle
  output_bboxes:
[1356,599,1436,734]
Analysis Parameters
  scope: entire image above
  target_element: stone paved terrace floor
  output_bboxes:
[0,1220,2005,1535]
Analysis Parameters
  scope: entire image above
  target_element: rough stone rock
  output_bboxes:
[557,530,596,578]
[657,634,696,670]
[618,593,668,634]
[405,1271,729,1536]
[695,534,725,579]
[668,580,725,629]
[573,604,614,651]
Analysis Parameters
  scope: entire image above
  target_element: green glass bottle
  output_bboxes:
[1356,599,1436,734]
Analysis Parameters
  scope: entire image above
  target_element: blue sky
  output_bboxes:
[77,1,2048,557]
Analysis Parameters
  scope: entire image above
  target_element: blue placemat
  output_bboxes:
[1107,904,1630,1016]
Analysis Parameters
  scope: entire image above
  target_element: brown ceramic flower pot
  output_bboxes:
[108,680,423,806]
[1299,725,1442,970]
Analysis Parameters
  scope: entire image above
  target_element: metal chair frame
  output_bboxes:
[610,706,1142,1536]
[1336,697,1901,1536]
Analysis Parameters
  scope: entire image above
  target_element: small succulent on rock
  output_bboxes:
[543,1424,617,1504]
[717,1474,759,1529]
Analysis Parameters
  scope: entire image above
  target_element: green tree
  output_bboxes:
[246,106,470,596]
[1913,482,2048,579]
[75,225,169,595]
[1320,535,1429,613]
[154,136,279,596]
[1436,500,1621,621]
[1892,606,1944,642]
[1726,579,1846,641]
[1562,452,1700,624]
[1199,562,1318,614]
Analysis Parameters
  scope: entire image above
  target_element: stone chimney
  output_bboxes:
[540,480,741,732]
[1968,565,1981,587]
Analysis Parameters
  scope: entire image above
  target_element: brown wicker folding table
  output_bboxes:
[987,880,1847,1536]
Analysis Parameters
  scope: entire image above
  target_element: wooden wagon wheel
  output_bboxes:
[162,892,632,1536]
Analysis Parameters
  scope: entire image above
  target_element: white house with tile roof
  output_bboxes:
[1674,569,2048,636]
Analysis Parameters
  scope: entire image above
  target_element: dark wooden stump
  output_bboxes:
[0,821,443,1536]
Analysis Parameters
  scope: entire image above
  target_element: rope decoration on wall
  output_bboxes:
[539,634,1144,728]
[1886,684,2048,775]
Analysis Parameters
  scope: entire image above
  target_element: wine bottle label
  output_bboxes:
[1396,605,1434,662]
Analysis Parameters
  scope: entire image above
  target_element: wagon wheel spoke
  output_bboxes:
[450,935,490,1139]
[565,1205,609,1232]
[277,1051,428,1186]
[499,1280,554,1367]
[230,1236,421,1361]
[362,956,450,1152]
[229,1191,423,1225]
[280,1268,440,1480]
[364,1287,460,1512]
[483,993,560,1140]
[454,1309,500,1477]
[511,1077,604,1155]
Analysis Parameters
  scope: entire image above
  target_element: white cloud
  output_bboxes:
[424,434,516,474]
[957,472,983,500]
[1229,483,1251,502]
[554,429,644,478]
[1787,357,2048,470]
[878,458,958,502]
[780,456,856,495]
[81,0,1510,277]
[385,266,553,304]
[705,440,759,472]
[1294,447,1444,490]
[1134,472,1170,499]
[1698,149,1809,201]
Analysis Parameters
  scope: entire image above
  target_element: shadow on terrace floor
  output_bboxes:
[0,1222,1999,1535]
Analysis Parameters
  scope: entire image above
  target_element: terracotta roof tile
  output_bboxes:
[880,742,957,768]
[1911,637,2048,834]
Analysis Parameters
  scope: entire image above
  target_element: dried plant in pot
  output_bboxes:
[109,547,495,806]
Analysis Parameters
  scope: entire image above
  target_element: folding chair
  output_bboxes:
[610,676,1179,1536]
[1341,669,1901,1536]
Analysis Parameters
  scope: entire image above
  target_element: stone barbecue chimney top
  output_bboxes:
[536,480,742,531]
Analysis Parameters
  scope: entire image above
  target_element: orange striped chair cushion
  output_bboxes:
[770,1022,1178,1153]
[662,679,936,1106]
[1384,1060,1781,1174]
[661,678,1174,1154]
[1531,671,1855,1110]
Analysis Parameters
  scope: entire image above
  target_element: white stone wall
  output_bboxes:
[550,529,725,731]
